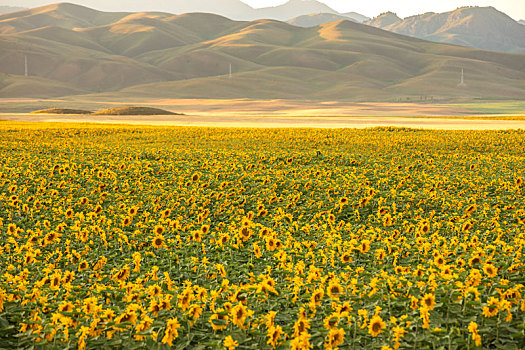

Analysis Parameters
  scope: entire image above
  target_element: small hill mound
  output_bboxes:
[31,108,92,114]
[93,106,181,115]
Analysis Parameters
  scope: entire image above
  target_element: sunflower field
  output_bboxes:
[0,123,524,349]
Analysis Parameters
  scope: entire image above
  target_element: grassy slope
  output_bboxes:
[0,3,524,101]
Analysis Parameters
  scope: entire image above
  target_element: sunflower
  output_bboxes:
[341,252,352,264]
[465,204,477,215]
[267,325,283,348]
[161,209,171,219]
[378,207,389,216]
[467,322,482,346]
[421,293,436,311]
[468,255,482,266]
[65,208,74,219]
[323,315,339,330]
[311,288,324,306]
[116,310,138,326]
[44,232,58,246]
[152,235,165,249]
[293,317,311,337]
[375,249,386,260]
[122,216,132,226]
[114,266,130,282]
[224,335,238,350]
[218,234,229,246]
[482,297,499,317]
[266,238,276,251]
[23,254,35,265]
[63,271,74,284]
[134,316,153,341]
[433,255,445,268]
[216,264,227,278]
[192,230,202,242]
[338,197,349,206]
[128,206,138,216]
[161,318,181,346]
[461,221,473,232]
[338,301,353,314]
[210,309,229,330]
[368,315,386,337]
[326,327,345,349]
[327,281,343,300]
[7,224,17,235]
[78,260,89,271]
[383,214,394,226]
[50,274,61,289]
[58,301,74,313]
[191,173,200,182]
[153,225,164,236]
[360,240,371,253]
[201,224,210,234]
[359,197,370,207]
[239,227,251,241]
[253,243,262,258]
[419,223,430,234]
[231,303,249,328]
[93,204,102,215]
[482,263,497,278]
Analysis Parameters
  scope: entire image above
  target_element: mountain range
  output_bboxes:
[0,3,523,53]
[366,7,525,54]
[0,0,367,21]
[285,7,525,53]
[0,3,524,101]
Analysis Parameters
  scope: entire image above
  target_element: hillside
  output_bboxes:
[0,6,26,15]
[342,12,370,23]
[367,7,525,53]
[519,20,525,25]
[287,13,356,28]
[0,3,524,101]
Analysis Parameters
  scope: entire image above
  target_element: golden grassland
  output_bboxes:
[0,123,524,349]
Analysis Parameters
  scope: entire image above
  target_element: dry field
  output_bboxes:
[1,99,524,130]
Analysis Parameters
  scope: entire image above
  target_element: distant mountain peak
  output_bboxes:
[366,6,525,53]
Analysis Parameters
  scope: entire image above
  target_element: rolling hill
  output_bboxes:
[0,6,26,15]
[366,7,525,53]
[0,0,362,21]
[0,3,524,101]
[341,12,370,23]
[287,13,357,28]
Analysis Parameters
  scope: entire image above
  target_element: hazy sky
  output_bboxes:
[242,0,525,19]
